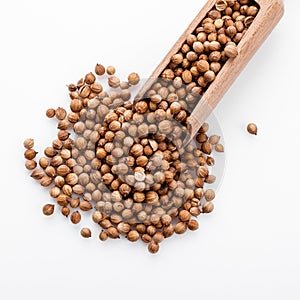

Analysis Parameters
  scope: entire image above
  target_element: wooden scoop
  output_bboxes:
[136,0,284,143]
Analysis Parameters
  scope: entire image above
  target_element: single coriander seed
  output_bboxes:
[107,66,116,75]
[55,107,67,120]
[46,108,55,118]
[128,73,140,85]
[95,63,105,76]
[43,204,55,216]
[148,242,159,254]
[23,138,34,149]
[247,123,258,135]
[99,231,108,241]
[84,72,96,84]
[80,228,92,238]
[188,220,199,231]
[215,143,224,152]
[203,202,214,213]
[24,149,38,160]
[70,211,81,224]
[25,160,37,170]
[61,207,70,217]
[224,44,238,58]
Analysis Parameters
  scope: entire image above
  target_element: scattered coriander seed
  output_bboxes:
[127,230,139,242]
[24,149,38,160]
[205,175,216,184]
[95,64,105,76]
[61,206,70,217]
[40,176,52,187]
[25,160,37,170]
[23,138,34,149]
[99,231,108,241]
[107,227,120,239]
[84,72,96,85]
[153,232,164,244]
[128,72,140,85]
[55,107,67,120]
[31,169,45,180]
[107,66,116,75]
[179,210,191,222]
[80,228,92,238]
[45,166,56,177]
[70,211,81,224]
[203,202,214,213]
[79,201,92,211]
[70,198,80,209]
[43,204,55,216]
[188,220,199,231]
[108,76,120,88]
[202,142,213,155]
[148,242,159,254]
[204,189,215,201]
[46,108,56,118]
[142,234,152,244]
[175,222,187,234]
[39,157,49,169]
[208,135,220,145]
[247,123,258,135]
[215,144,224,152]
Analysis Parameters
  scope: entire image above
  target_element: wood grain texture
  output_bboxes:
[136,0,284,140]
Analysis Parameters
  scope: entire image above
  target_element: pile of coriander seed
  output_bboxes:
[23,0,257,254]
[24,65,223,254]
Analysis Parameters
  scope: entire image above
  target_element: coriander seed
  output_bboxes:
[216,0,227,11]
[204,189,215,201]
[148,242,159,254]
[208,135,220,145]
[24,149,37,160]
[188,220,199,231]
[107,227,120,239]
[224,44,238,58]
[175,222,187,234]
[108,76,120,88]
[70,211,81,224]
[203,202,214,213]
[55,107,67,120]
[40,176,52,187]
[46,108,55,118]
[80,228,92,238]
[23,138,34,149]
[99,231,108,241]
[43,204,55,216]
[215,144,224,152]
[61,207,70,217]
[95,64,105,76]
[247,123,258,135]
[25,160,37,170]
[128,73,140,85]
[127,230,139,242]
[107,66,116,75]
[179,210,191,222]
[31,169,45,180]
[84,72,96,84]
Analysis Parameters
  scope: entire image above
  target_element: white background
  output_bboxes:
[0,0,299,299]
